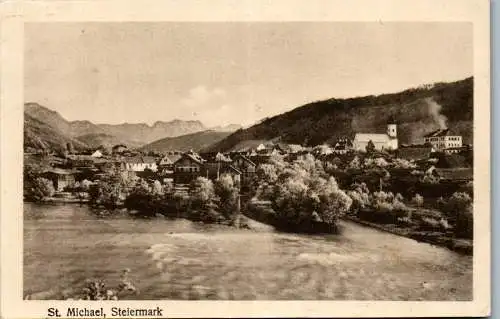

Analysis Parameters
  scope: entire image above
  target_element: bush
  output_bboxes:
[454,205,473,239]
[25,177,55,201]
[214,174,239,221]
[355,190,409,224]
[190,177,216,210]
[347,190,371,212]
[67,269,137,301]
[256,164,278,184]
[364,157,389,168]
[270,168,351,226]
[411,193,424,207]
[88,171,134,208]
[348,156,362,169]
[392,158,417,169]
[124,179,155,214]
[441,192,472,218]
[435,192,472,239]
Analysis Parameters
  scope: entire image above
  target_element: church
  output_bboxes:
[352,120,398,152]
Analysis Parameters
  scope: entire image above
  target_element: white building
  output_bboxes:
[353,123,398,152]
[122,156,158,172]
[91,150,103,158]
[423,129,462,151]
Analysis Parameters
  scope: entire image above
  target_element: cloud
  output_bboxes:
[180,85,262,127]
[181,85,226,109]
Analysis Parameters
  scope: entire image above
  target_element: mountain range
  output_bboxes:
[207,77,473,152]
[24,103,241,153]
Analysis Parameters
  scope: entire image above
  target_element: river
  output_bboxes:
[24,202,472,300]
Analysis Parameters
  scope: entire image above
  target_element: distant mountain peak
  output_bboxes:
[24,102,210,149]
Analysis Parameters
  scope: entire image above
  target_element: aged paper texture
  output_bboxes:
[0,0,490,317]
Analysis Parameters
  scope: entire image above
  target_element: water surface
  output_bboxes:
[24,203,472,300]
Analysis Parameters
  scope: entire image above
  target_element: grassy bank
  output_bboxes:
[344,215,472,255]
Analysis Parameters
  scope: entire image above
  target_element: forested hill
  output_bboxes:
[139,130,232,153]
[207,77,473,152]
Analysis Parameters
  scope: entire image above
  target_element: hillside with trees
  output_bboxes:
[24,113,88,154]
[139,130,232,153]
[208,77,473,152]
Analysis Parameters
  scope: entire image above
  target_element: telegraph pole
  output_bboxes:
[235,192,241,228]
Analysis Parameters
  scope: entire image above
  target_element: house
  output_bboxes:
[203,152,234,181]
[204,162,242,185]
[221,165,242,185]
[112,144,128,155]
[444,146,468,154]
[285,150,313,162]
[333,138,352,154]
[173,151,206,184]
[67,155,96,168]
[434,168,473,182]
[321,153,344,170]
[121,156,158,172]
[423,129,462,151]
[249,154,273,165]
[256,143,267,152]
[42,168,76,192]
[231,153,257,181]
[275,143,304,154]
[397,146,434,161]
[200,152,232,163]
[353,121,398,152]
[91,150,103,158]
[158,152,182,172]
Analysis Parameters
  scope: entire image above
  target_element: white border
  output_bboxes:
[0,0,490,318]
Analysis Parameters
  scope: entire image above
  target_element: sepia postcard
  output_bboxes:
[0,0,491,318]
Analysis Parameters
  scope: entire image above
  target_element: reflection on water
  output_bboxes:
[24,202,472,300]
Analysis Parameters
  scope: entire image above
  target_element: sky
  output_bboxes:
[25,22,472,127]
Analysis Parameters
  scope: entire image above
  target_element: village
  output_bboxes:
[26,120,473,198]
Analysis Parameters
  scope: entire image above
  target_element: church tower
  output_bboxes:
[387,123,397,138]
[386,116,398,150]
[387,116,397,138]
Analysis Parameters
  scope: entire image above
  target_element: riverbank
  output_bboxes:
[43,197,89,204]
[344,215,472,255]
[25,199,472,255]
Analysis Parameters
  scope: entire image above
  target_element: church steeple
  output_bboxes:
[387,115,397,138]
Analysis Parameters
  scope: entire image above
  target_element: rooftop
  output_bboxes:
[354,133,391,143]
[423,129,461,138]
[122,156,157,164]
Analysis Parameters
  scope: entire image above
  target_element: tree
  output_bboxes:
[348,156,362,169]
[366,140,376,154]
[89,170,134,208]
[81,179,93,191]
[25,177,55,201]
[411,193,424,207]
[256,164,278,184]
[312,176,352,224]
[190,177,216,209]
[292,153,325,177]
[151,180,164,196]
[66,142,74,155]
[269,165,351,226]
[313,144,333,156]
[440,192,472,218]
[124,179,156,215]
[214,174,239,220]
